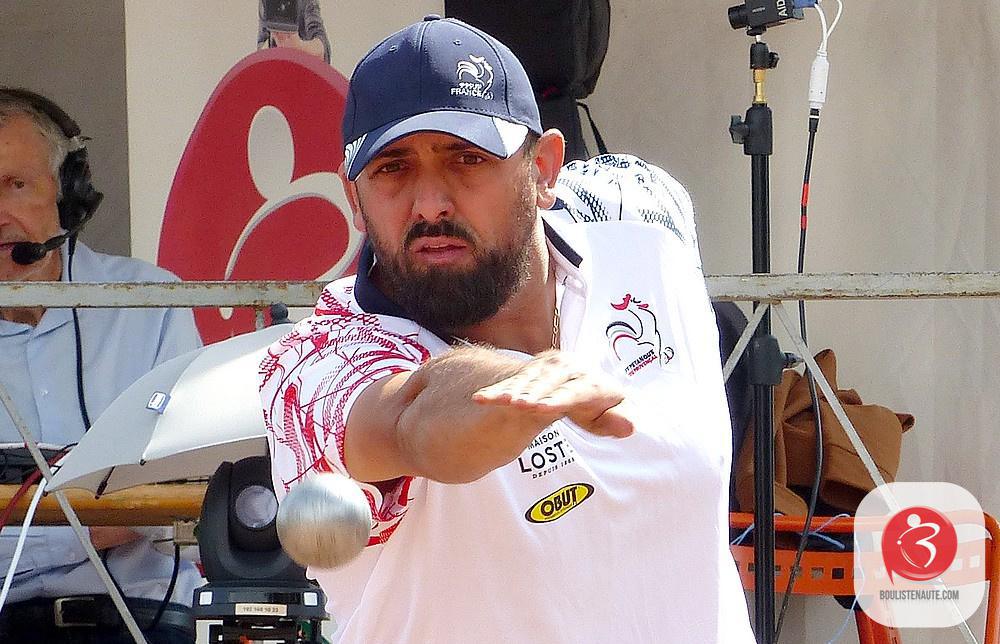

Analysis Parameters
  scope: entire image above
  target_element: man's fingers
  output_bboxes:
[532,377,621,412]
[472,352,632,438]
[473,363,579,405]
[574,403,634,438]
[476,372,628,423]
[474,373,594,409]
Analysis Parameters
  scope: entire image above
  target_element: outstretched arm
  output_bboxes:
[343,346,632,485]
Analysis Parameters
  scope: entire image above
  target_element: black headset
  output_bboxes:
[0,87,103,232]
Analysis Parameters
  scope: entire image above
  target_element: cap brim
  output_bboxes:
[345,111,529,180]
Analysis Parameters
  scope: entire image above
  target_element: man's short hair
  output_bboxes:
[522,131,541,159]
[0,95,72,193]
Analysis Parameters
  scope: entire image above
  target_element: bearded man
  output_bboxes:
[260,15,754,644]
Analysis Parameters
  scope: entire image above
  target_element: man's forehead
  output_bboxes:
[1,112,40,133]
[0,115,49,150]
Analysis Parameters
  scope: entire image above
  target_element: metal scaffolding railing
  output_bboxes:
[1,272,1000,308]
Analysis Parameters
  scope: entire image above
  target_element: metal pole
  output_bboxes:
[730,39,783,643]
[751,143,776,644]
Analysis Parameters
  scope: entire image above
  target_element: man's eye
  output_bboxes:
[13,180,25,189]
[4,177,26,190]
[374,161,404,174]
[458,153,485,165]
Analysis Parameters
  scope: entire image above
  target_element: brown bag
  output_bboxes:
[733,349,914,515]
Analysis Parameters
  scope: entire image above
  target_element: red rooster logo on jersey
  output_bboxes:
[606,293,674,377]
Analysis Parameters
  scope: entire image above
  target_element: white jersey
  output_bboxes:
[260,155,754,643]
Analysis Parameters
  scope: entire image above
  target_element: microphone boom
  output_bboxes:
[9,194,101,266]
[11,240,54,266]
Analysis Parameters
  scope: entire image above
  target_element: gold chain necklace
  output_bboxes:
[551,289,561,349]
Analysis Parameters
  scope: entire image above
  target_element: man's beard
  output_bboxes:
[362,197,536,335]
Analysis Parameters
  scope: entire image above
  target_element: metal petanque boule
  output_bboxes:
[276,472,371,569]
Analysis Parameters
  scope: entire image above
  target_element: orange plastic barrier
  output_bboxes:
[729,512,998,644]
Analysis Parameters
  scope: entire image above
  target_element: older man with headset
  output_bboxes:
[0,88,202,643]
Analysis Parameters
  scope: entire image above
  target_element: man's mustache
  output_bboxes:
[405,219,475,247]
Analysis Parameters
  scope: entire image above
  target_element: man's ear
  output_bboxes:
[533,129,565,210]
[338,162,366,233]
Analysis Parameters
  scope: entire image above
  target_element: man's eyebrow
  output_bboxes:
[438,141,479,151]
[371,146,413,161]
[436,141,496,155]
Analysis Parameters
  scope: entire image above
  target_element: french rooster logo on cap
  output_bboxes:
[452,55,494,100]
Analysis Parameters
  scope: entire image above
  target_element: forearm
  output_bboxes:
[398,347,558,484]
[345,346,557,485]
[88,526,144,551]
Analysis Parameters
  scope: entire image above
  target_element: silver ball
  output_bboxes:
[276,472,371,569]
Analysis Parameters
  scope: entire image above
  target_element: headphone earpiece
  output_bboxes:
[0,87,102,232]
[57,147,99,230]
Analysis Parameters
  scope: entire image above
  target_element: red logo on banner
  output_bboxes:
[158,48,361,343]
[881,506,958,583]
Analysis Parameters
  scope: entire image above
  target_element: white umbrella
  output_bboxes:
[48,325,289,495]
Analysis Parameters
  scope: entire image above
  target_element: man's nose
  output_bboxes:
[409,171,454,223]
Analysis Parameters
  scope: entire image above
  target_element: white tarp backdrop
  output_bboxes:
[120,2,997,642]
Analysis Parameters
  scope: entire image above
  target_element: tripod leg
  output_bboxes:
[770,302,888,490]
[722,302,769,382]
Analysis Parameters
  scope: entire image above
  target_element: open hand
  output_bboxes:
[472,351,634,438]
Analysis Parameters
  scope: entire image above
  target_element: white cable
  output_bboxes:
[826,563,864,644]
[826,0,844,39]
[808,52,831,110]
[809,1,837,110]
[0,477,47,614]
[0,383,149,644]
[815,3,830,52]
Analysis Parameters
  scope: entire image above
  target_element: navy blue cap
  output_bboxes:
[342,15,542,180]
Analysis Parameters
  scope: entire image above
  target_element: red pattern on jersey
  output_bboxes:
[260,284,430,542]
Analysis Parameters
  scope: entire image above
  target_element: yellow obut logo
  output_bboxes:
[525,483,595,524]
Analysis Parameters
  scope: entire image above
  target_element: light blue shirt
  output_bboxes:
[0,241,205,605]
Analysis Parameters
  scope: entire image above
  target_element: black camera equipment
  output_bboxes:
[727,6,806,644]
[261,0,301,33]
[194,456,328,643]
[728,0,804,35]
[0,447,62,484]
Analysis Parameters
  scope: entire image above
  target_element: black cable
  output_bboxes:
[576,102,609,156]
[774,108,826,643]
[68,235,136,618]
[147,542,182,632]
[67,237,92,430]
[100,546,128,605]
[70,235,182,631]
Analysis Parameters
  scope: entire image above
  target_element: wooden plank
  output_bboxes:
[1,483,206,526]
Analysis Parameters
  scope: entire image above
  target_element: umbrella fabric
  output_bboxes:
[49,325,289,495]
